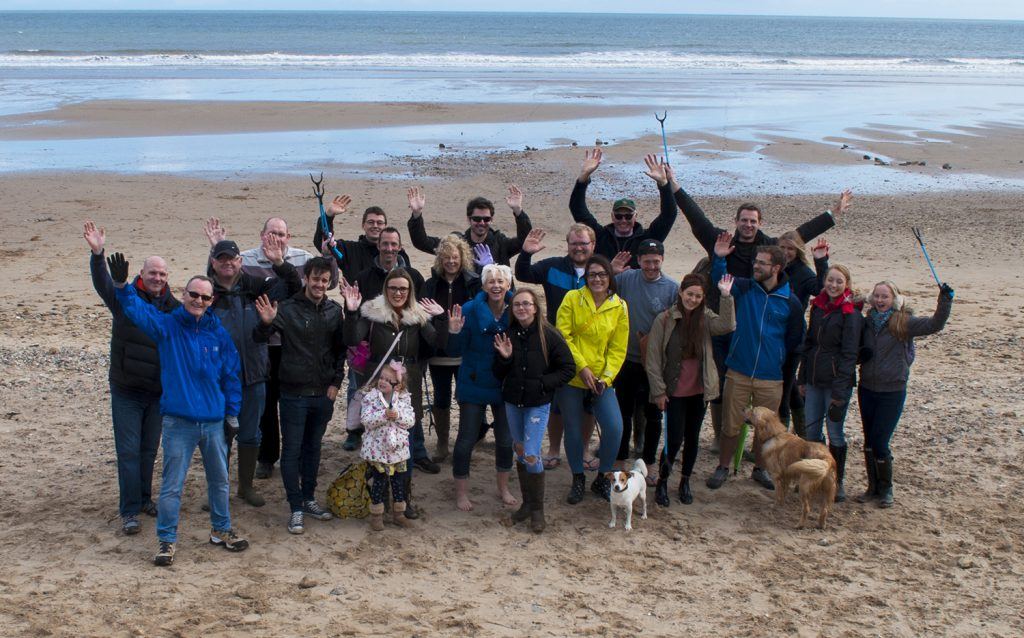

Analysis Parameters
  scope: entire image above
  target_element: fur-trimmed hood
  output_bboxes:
[359,293,433,327]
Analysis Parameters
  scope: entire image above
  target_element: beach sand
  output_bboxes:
[0,104,1023,637]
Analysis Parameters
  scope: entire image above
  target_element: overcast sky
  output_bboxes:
[3,1,1022,20]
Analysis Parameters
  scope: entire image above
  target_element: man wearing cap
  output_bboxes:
[405,185,533,271]
[611,239,678,471]
[570,149,677,268]
[207,236,302,507]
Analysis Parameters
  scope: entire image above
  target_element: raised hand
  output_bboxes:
[407,186,425,216]
[939,283,955,300]
[718,273,735,297]
[263,233,284,266]
[506,184,523,214]
[254,294,278,325]
[812,238,830,260]
[714,231,735,258]
[203,217,227,247]
[83,220,106,255]
[664,162,677,188]
[579,147,603,181]
[473,243,494,267]
[610,250,632,274]
[326,194,352,217]
[493,332,513,359]
[643,153,668,187]
[107,252,129,285]
[340,281,362,312]
[418,298,444,317]
[833,189,853,221]
[448,304,465,333]
[522,228,546,255]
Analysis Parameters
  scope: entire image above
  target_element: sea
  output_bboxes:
[2,11,1023,191]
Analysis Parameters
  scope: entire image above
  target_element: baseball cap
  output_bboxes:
[612,198,636,212]
[212,240,240,258]
[636,239,664,256]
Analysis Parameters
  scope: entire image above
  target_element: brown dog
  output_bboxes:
[747,406,837,529]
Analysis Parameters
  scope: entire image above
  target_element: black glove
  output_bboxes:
[224,415,239,443]
[107,252,129,284]
[939,283,955,300]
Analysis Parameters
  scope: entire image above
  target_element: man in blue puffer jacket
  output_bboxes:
[113,257,248,567]
[708,233,805,492]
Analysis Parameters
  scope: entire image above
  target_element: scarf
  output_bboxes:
[869,308,895,334]
[811,288,855,316]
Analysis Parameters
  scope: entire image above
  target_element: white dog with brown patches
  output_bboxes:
[607,459,648,531]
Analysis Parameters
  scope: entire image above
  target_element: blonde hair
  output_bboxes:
[432,234,474,276]
[871,280,912,341]
[510,288,561,365]
[826,263,853,292]
[777,231,810,267]
[566,223,596,243]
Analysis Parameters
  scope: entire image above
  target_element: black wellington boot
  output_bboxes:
[829,445,848,503]
[855,448,879,503]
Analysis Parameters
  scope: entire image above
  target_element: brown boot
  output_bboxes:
[529,471,546,534]
[369,503,385,532]
[432,408,450,462]
[511,463,531,524]
[392,501,413,528]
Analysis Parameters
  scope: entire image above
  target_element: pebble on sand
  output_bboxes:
[298,575,318,589]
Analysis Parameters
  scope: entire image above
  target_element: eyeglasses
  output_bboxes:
[469,216,492,224]
[753,259,774,267]
[613,212,635,220]
[587,271,609,280]
[386,286,410,294]
[512,301,534,308]
[186,290,214,302]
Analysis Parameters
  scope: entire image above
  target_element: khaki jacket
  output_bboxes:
[645,296,735,402]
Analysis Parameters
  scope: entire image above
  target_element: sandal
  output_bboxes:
[583,457,600,472]
[543,455,561,470]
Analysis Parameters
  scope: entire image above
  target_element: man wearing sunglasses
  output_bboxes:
[570,149,678,269]
[84,221,180,538]
[406,185,533,271]
[113,260,248,567]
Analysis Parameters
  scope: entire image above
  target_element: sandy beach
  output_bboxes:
[1,88,1023,636]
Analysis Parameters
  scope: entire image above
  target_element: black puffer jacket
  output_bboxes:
[257,291,346,396]
[312,218,412,284]
[859,291,952,393]
[798,293,864,401]
[786,256,828,310]
[492,321,576,407]
[344,294,448,374]
[420,270,481,360]
[91,252,181,397]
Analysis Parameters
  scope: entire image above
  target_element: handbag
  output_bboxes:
[346,323,374,374]
[326,461,370,519]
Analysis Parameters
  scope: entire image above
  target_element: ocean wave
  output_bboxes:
[1,51,1023,73]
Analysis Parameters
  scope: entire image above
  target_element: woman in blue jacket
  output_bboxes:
[448,264,516,511]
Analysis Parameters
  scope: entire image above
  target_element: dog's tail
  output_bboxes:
[784,459,830,480]
[632,458,648,478]
[784,459,837,498]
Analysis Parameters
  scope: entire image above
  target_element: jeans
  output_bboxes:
[505,403,551,474]
[110,387,162,517]
[452,401,512,479]
[157,416,231,543]
[429,363,458,407]
[556,385,623,474]
[803,384,852,447]
[662,394,707,478]
[236,382,266,449]
[858,387,906,460]
[258,345,282,464]
[614,360,662,462]
[279,393,334,511]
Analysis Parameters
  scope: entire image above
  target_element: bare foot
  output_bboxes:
[499,489,518,507]
[456,494,474,511]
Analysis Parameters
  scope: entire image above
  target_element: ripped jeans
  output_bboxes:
[504,403,551,474]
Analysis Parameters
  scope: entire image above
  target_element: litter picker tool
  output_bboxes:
[655,111,670,165]
[911,227,953,298]
[311,172,345,262]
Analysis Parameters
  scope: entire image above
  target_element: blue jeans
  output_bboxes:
[157,416,231,543]
[279,393,334,512]
[110,387,162,517]
[556,385,623,474]
[505,403,551,474]
[804,384,851,447]
[236,382,266,449]
[858,387,906,460]
[452,401,512,478]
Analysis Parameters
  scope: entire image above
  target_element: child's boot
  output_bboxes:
[391,501,413,528]
[369,503,385,531]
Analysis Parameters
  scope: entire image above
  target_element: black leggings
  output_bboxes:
[368,466,407,505]
[614,360,662,462]
[660,394,707,478]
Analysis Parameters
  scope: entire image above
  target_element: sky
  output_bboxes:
[2,1,1022,20]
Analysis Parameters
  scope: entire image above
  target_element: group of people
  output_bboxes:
[86,148,953,567]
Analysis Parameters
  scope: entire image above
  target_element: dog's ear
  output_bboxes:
[604,472,616,481]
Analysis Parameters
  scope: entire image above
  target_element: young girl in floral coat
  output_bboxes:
[360,361,416,531]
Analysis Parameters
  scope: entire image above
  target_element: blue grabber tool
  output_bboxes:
[912,227,953,298]
[655,111,670,165]
[311,172,345,262]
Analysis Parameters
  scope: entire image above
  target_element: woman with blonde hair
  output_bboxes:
[857,279,953,508]
[420,234,481,461]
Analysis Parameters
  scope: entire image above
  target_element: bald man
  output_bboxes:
[84,221,181,537]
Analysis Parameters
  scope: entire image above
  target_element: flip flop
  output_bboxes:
[543,455,561,470]
[583,457,600,472]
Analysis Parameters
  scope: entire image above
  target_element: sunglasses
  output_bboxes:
[613,212,635,221]
[186,290,214,302]
[469,216,492,223]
